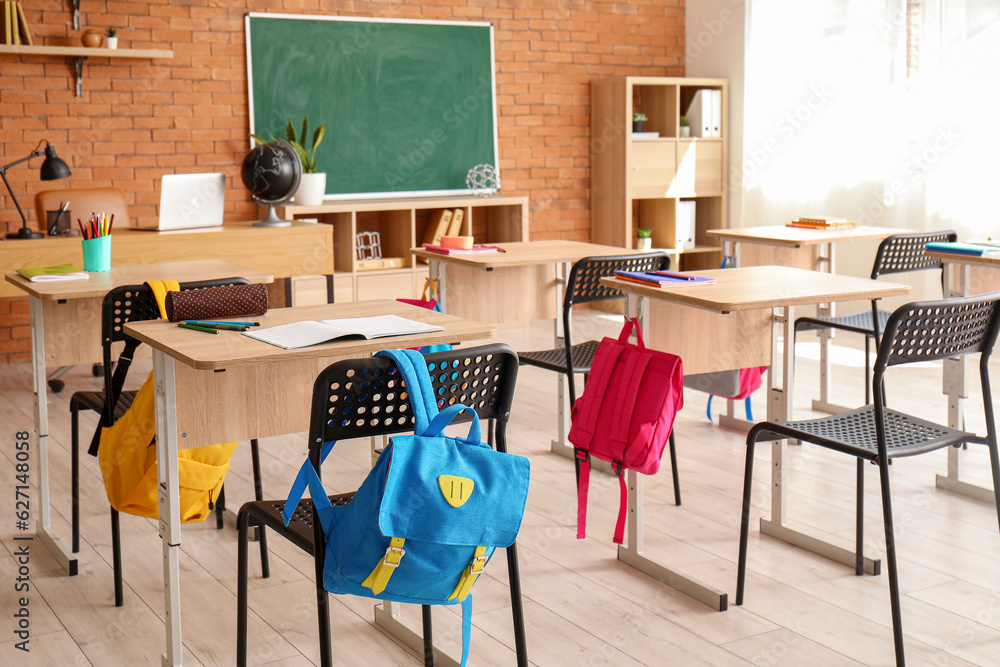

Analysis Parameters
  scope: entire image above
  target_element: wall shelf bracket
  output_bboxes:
[74,56,86,97]
[71,0,80,30]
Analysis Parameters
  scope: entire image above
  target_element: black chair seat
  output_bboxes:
[752,406,974,461]
[795,308,891,337]
[238,493,354,557]
[519,340,600,375]
[72,390,137,421]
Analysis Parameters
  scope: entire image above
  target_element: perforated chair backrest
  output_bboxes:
[306,344,519,465]
[874,292,1000,374]
[870,231,957,279]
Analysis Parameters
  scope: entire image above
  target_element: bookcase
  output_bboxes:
[591,76,728,270]
[273,195,529,302]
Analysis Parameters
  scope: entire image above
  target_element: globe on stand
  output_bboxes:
[241,139,302,227]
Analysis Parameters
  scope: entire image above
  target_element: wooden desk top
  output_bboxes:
[925,250,1000,268]
[0,222,331,298]
[5,259,273,301]
[707,225,906,246]
[411,240,631,269]
[125,299,496,371]
[602,265,911,312]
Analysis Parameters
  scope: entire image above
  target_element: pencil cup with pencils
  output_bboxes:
[80,212,113,272]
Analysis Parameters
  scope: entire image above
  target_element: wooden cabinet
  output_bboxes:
[273,195,529,302]
[591,77,728,270]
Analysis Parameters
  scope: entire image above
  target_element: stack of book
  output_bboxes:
[925,241,1000,257]
[787,216,857,230]
[614,269,715,288]
[3,1,33,45]
[421,243,502,256]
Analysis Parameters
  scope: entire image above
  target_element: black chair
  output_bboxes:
[69,278,270,605]
[236,344,527,667]
[737,293,1000,666]
[795,231,956,404]
[517,252,682,504]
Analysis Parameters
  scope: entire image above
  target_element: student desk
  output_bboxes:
[925,249,1000,504]
[601,266,910,611]
[412,239,633,458]
[4,260,274,577]
[0,221,334,300]
[123,300,496,667]
[707,225,904,418]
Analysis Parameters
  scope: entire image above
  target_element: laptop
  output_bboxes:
[141,173,226,232]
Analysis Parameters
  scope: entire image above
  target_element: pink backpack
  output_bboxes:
[568,318,683,544]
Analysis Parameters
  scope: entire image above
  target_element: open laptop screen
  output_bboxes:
[156,173,225,231]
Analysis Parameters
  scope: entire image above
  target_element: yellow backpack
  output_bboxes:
[98,280,238,523]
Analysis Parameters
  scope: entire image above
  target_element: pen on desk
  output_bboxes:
[178,322,219,334]
[650,270,697,281]
[184,322,248,331]
[184,320,260,327]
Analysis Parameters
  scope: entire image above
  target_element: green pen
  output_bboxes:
[178,322,219,334]
[190,322,248,331]
[184,320,260,327]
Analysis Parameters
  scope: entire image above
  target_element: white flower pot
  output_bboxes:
[679,126,690,137]
[295,172,327,205]
[105,37,118,49]
[636,237,652,251]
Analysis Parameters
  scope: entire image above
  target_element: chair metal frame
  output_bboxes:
[795,231,957,404]
[236,343,528,667]
[69,278,269,605]
[738,292,1000,666]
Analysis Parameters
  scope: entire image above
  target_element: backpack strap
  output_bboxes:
[576,450,591,539]
[376,348,439,434]
[281,438,338,525]
[147,279,180,320]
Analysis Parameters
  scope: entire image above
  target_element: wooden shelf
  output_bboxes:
[0,44,174,96]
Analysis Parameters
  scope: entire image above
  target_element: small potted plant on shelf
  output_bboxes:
[632,112,648,133]
[637,227,653,251]
[679,115,690,137]
[105,27,119,49]
[252,117,327,206]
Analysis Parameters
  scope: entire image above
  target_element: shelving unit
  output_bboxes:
[273,194,529,302]
[591,76,728,270]
[0,44,174,96]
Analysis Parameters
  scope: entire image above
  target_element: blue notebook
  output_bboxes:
[925,241,1000,256]
[614,269,716,287]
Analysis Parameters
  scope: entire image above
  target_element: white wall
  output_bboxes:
[685,0,747,228]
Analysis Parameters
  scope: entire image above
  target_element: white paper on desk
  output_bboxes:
[242,315,443,350]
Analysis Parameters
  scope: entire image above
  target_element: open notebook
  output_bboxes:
[241,315,444,350]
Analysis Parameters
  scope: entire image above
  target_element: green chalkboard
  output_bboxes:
[246,14,498,199]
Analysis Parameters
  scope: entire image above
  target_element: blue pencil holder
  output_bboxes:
[82,235,112,272]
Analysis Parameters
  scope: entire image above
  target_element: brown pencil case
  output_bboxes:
[165,283,269,322]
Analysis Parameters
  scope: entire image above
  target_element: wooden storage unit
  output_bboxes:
[273,195,529,302]
[591,76,728,270]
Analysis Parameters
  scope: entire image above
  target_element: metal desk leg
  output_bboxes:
[375,602,460,667]
[152,350,183,667]
[30,296,78,575]
[615,295,728,611]
[810,242,853,414]
[935,263,995,502]
[759,304,881,575]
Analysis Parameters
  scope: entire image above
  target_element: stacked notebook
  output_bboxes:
[925,241,1000,257]
[614,269,715,287]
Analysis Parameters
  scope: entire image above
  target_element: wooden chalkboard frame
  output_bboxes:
[246,13,499,201]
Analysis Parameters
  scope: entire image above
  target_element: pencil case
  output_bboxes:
[165,283,269,322]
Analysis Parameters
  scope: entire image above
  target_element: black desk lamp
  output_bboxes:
[2,140,72,240]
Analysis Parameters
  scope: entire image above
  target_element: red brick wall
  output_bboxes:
[0,0,685,362]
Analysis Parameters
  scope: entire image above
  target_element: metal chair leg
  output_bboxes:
[236,509,250,667]
[422,605,433,666]
[250,438,270,578]
[856,458,865,576]
[506,541,529,666]
[668,430,681,506]
[70,398,81,554]
[736,435,757,606]
[876,461,906,666]
[215,484,226,530]
[111,508,123,607]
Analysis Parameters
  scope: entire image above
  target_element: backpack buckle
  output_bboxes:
[611,460,624,475]
[574,448,589,462]
[382,545,406,568]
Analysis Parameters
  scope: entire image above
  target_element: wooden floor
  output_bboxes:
[2,312,1000,666]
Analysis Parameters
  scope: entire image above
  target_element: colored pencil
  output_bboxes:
[178,322,219,334]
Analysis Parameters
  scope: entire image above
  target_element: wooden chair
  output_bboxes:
[517,252,682,503]
[70,279,270,605]
[795,231,956,404]
[737,293,1000,666]
[236,344,528,667]
[34,186,132,233]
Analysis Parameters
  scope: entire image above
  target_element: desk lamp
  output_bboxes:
[2,140,72,239]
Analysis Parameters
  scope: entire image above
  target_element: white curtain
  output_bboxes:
[741,0,1000,241]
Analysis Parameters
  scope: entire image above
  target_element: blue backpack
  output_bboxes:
[282,348,530,665]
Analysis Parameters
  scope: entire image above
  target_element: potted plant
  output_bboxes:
[105,27,118,49]
[632,112,648,133]
[252,117,327,206]
[679,115,690,138]
[637,227,653,251]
